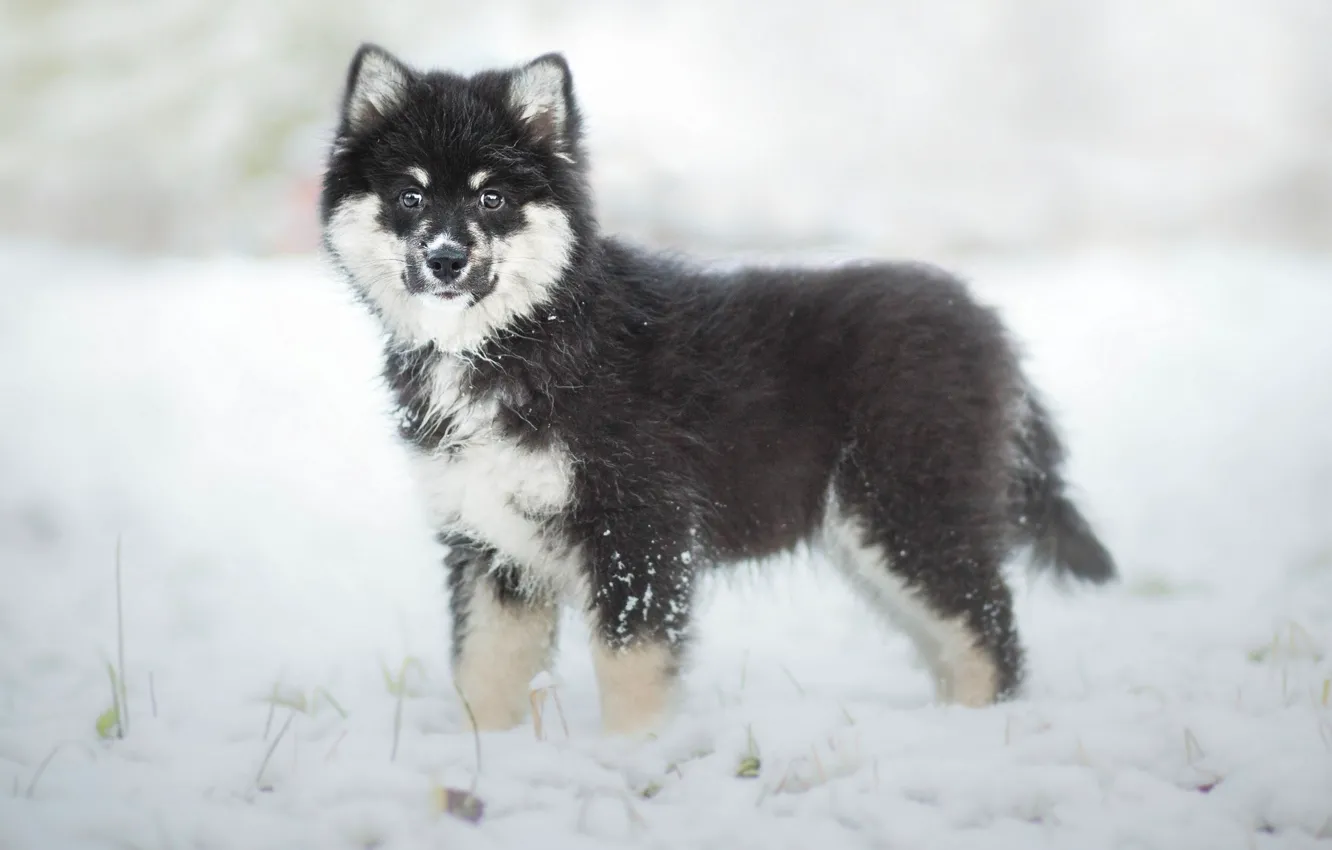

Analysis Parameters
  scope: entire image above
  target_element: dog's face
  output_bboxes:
[321,46,590,350]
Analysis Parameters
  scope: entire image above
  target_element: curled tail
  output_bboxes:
[1009,394,1117,583]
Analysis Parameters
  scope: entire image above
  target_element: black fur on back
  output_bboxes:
[320,45,1116,712]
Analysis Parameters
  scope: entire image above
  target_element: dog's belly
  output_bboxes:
[411,434,578,582]
[695,432,837,561]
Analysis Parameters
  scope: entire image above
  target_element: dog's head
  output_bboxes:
[320,46,592,350]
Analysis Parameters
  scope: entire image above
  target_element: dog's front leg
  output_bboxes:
[443,533,559,731]
[584,518,697,736]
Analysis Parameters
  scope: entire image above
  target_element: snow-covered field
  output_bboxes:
[1,243,1330,848]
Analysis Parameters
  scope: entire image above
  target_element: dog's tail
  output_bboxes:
[1009,394,1117,584]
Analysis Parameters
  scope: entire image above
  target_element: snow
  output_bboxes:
[1,242,1331,848]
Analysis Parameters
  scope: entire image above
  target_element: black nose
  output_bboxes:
[425,244,469,282]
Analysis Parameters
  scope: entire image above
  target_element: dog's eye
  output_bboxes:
[479,189,504,211]
[399,189,423,209]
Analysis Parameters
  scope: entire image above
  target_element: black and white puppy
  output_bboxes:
[319,46,1115,735]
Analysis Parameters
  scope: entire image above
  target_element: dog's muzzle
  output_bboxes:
[425,244,469,283]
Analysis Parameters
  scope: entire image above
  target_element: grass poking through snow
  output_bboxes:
[433,682,485,824]
[528,673,570,742]
[255,710,296,791]
[96,539,130,740]
[382,657,423,763]
[1247,621,1325,664]
[736,724,761,779]
[23,743,97,799]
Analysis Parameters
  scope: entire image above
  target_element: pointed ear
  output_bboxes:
[507,53,577,147]
[340,44,413,135]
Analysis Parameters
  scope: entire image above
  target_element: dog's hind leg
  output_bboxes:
[822,498,1023,706]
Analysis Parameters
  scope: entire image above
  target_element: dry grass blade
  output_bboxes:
[255,710,296,789]
[778,664,806,696]
[638,780,663,799]
[736,724,761,778]
[381,657,424,696]
[96,663,122,740]
[433,686,487,824]
[1248,633,1279,663]
[313,687,348,719]
[529,688,547,740]
[1183,728,1205,764]
[390,690,405,762]
[25,742,96,799]
[262,680,281,739]
[115,536,128,737]
[325,730,348,762]
[528,681,570,741]
[453,681,482,792]
[385,659,423,762]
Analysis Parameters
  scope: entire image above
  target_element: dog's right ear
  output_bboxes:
[340,44,412,135]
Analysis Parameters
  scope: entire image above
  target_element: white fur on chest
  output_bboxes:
[408,358,579,589]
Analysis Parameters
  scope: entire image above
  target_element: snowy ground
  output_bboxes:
[0,243,1330,848]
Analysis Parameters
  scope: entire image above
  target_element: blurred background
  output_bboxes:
[2,0,1330,259]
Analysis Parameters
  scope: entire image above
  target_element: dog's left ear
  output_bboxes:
[507,53,577,147]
